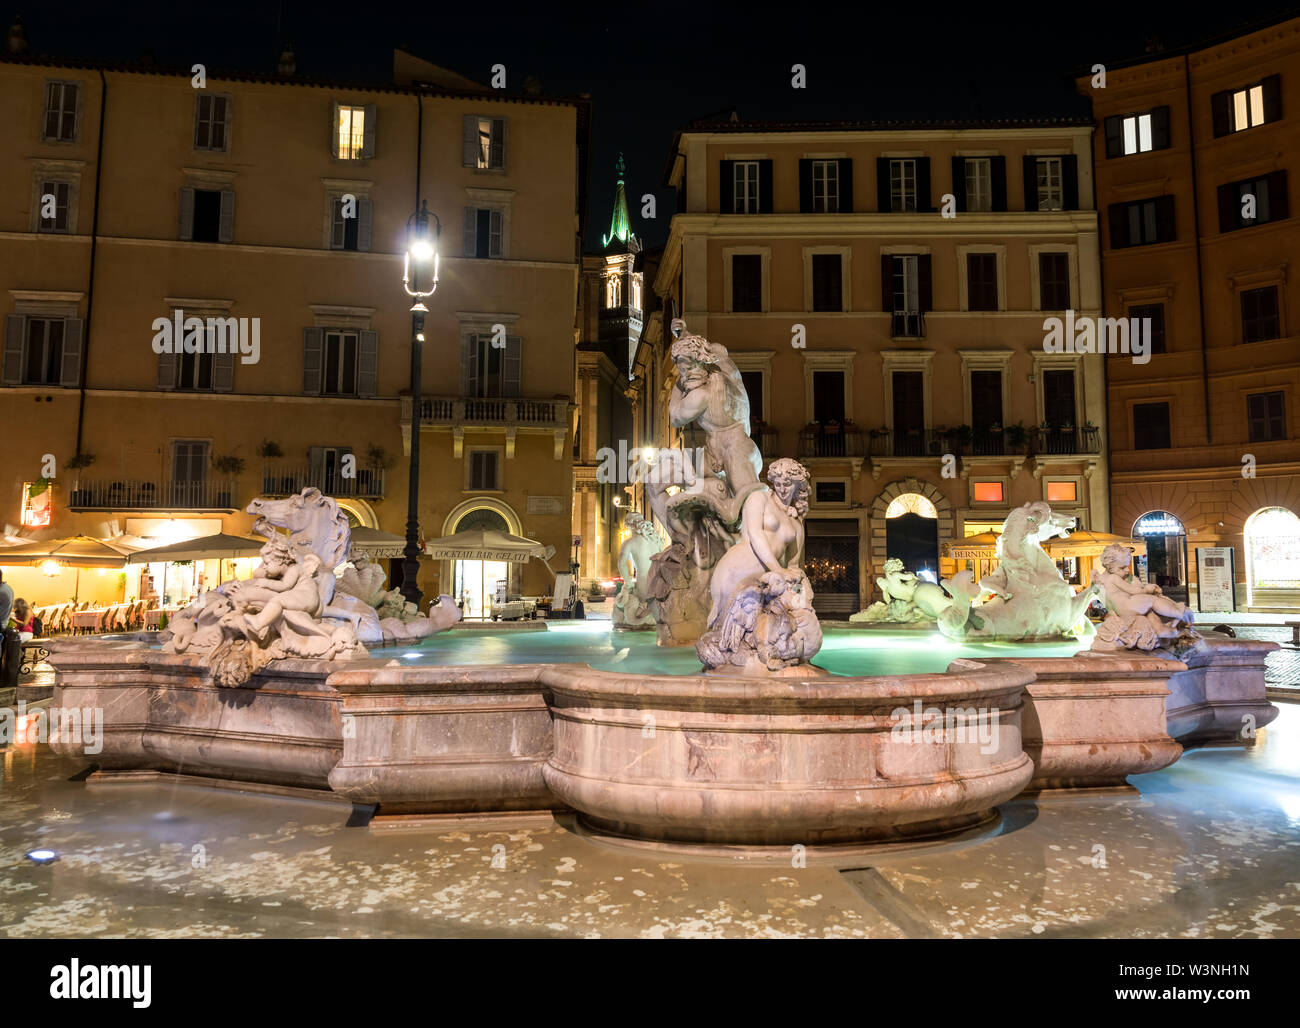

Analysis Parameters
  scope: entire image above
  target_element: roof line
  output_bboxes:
[0,53,585,107]
[1069,9,1300,76]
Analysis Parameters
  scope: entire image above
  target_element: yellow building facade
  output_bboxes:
[1078,16,1300,610]
[0,49,587,612]
[649,120,1108,615]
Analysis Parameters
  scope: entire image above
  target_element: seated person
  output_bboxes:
[9,599,35,643]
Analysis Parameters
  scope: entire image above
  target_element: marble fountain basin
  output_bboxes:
[40,626,1237,854]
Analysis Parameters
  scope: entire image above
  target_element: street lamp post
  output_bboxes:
[401,201,440,609]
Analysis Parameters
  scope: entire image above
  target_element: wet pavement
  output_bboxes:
[1,699,1297,939]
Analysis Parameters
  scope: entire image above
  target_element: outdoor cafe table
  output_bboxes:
[70,609,104,632]
[145,607,180,629]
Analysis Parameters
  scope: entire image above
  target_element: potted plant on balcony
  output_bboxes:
[954,424,974,453]
[211,454,244,508]
[255,440,283,459]
[1006,421,1028,453]
[66,453,94,506]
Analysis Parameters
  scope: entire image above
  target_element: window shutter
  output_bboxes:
[462,114,478,167]
[178,186,195,240]
[1103,115,1122,158]
[331,198,345,249]
[918,255,933,312]
[303,327,324,394]
[1155,195,1176,242]
[3,314,24,385]
[461,334,478,396]
[951,157,967,213]
[1262,75,1282,123]
[915,157,932,212]
[758,160,773,213]
[1108,203,1128,249]
[490,119,506,169]
[503,335,522,397]
[357,196,372,251]
[218,189,235,243]
[990,156,1007,211]
[1269,170,1289,221]
[1022,156,1037,211]
[73,81,83,142]
[1211,91,1230,137]
[1151,106,1171,150]
[838,158,853,213]
[156,348,177,390]
[60,317,83,387]
[798,159,813,213]
[1061,155,1079,210]
[489,209,503,256]
[217,94,231,151]
[463,206,477,256]
[194,94,207,149]
[1217,183,1237,233]
[212,352,234,392]
[361,104,377,158]
[330,103,341,158]
[357,330,378,397]
[880,253,893,311]
[719,160,734,212]
[309,446,325,484]
[876,158,891,212]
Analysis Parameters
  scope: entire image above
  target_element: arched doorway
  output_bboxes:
[450,507,511,620]
[1133,510,1188,606]
[885,493,940,580]
[1244,506,1300,609]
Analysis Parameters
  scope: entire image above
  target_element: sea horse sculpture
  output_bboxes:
[937,501,1102,640]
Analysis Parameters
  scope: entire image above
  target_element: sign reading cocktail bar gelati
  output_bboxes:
[1135,512,1185,536]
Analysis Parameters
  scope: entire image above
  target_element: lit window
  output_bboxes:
[1046,481,1077,503]
[21,481,52,527]
[973,482,1004,502]
[336,105,366,159]
[606,275,621,308]
[1122,113,1153,154]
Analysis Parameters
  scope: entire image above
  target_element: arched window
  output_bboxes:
[1244,506,1300,607]
[606,274,621,308]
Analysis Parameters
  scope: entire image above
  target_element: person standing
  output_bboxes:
[0,571,16,688]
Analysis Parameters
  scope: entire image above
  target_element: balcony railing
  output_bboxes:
[68,479,238,511]
[261,466,385,499]
[753,426,781,458]
[402,395,568,428]
[797,425,868,459]
[868,426,1101,458]
[891,311,925,338]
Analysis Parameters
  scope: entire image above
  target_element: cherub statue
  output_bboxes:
[1091,543,1198,651]
[230,536,327,644]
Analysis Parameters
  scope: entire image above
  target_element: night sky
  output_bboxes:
[19,1,1298,249]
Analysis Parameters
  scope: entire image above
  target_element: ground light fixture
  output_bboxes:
[400,201,441,609]
[25,849,58,864]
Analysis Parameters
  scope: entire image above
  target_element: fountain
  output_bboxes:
[42,325,1274,856]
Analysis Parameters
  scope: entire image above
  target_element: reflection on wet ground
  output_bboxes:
[1,704,1297,938]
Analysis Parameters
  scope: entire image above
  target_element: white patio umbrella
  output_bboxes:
[423,528,555,564]
[125,533,267,599]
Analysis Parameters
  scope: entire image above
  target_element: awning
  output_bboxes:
[348,526,412,560]
[941,532,1002,559]
[424,528,556,564]
[125,533,267,563]
[1043,530,1147,559]
[0,535,132,569]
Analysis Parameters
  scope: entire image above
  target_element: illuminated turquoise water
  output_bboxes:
[388,622,1084,677]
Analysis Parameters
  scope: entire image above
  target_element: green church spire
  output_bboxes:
[602,152,632,249]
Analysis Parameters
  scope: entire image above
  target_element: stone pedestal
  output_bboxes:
[1164,637,1279,745]
[326,664,558,814]
[972,654,1183,790]
[654,562,711,647]
[46,639,342,790]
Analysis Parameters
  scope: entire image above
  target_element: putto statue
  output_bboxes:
[164,488,458,686]
[612,511,662,629]
[337,548,461,640]
[164,519,368,687]
[644,319,766,645]
[696,458,823,673]
[1091,543,1199,652]
[937,501,1102,640]
[850,557,953,624]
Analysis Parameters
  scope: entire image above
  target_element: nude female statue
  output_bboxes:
[706,458,809,627]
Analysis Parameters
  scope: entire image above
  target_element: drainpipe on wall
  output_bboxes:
[74,68,107,458]
[1184,53,1212,446]
[1089,119,1113,534]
